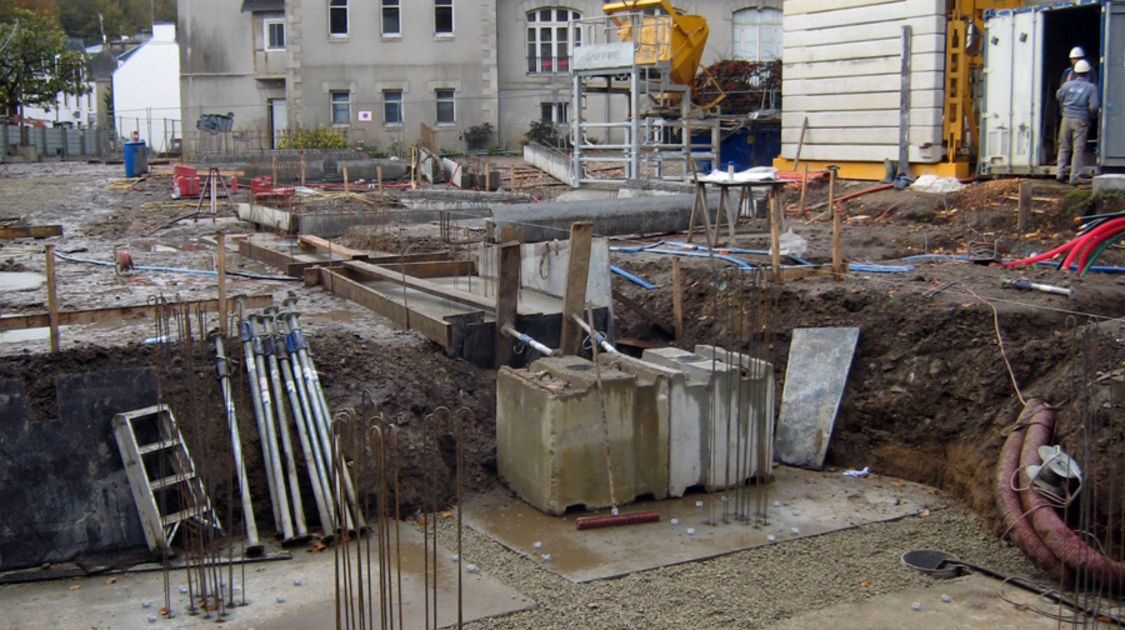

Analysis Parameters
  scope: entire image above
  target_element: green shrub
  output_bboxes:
[464,122,493,151]
[277,125,348,149]
[525,119,566,148]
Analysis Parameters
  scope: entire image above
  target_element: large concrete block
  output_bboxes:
[694,345,776,482]
[595,354,673,501]
[497,356,662,514]
[1093,174,1125,194]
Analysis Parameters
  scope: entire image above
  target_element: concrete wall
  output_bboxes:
[779,0,946,165]
[114,24,182,151]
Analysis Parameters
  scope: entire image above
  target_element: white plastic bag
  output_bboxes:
[777,228,808,258]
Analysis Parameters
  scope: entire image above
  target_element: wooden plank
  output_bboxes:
[45,245,59,352]
[344,260,496,313]
[829,168,842,281]
[0,294,272,333]
[374,260,475,279]
[782,33,944,64]
[0,224,63,239]
[319,266,452,348]
[558,222,593,356]
[770,189,783,284]
[612,289,674,337]
[671,257,683,343]
[239,238,304,270]
[297,234,368,260]
[783,14,943,47]
[495,242,521,368]
[366,251,455,264]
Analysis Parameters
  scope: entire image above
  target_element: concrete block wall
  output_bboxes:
[497,356,661,515]
[498,347,776,515]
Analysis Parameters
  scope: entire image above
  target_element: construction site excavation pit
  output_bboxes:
[0,162,1122,629]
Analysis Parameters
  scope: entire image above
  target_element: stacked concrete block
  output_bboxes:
[595,353,673,501]
[694,345,776,483]
[496,356,664,515]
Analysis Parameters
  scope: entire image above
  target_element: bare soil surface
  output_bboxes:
[0,161,1122,627]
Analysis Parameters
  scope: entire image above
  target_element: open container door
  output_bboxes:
[1102,1,1125,167]
[981,8,1044,175]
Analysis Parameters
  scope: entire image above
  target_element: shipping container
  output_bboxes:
[979,0,1124,175]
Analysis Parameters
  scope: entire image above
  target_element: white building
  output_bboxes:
[113,23,182,151]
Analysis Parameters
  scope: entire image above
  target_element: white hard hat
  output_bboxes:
[1069,46,1086,59]
[1075,59,1092,74]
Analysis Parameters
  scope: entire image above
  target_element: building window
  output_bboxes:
[265,19,285,50]
[382,0,400,36]
[384,90,403,124]
[435,0,453,35]
[435,89,455,124]
[331,91,350,125]
[329,0,348,37]
[540,102,569,124]
[527,8,580,74]
[733,8,781,62]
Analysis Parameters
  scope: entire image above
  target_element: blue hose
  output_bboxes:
[54,251,299,281]
[610,265,656,290]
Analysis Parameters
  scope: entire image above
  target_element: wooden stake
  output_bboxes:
[216,233,227,334]
[1018,181,1032,233]
[793,116,808,171]
[495,242,521,368]
[510,167,516,191]
[485,162,491,192]
[300,151,306,187]
[272,155,278,184]
[769,187,783,285]
[377,165,384,197]
[559,221,594,356]
[45,244,59,353]
[799,163,809,211]
[829,166,842,281]
[672,257,683,342]
[343,166,349,194]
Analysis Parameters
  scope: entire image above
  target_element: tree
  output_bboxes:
[0,8,90,133]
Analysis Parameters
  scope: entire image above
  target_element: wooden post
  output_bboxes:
[559,221,594,356]
[343,166,349,194]
[897,26,912,179]
[1018,181,1033,232]
[510,167,516,191]
[45,244,59,353]
[672,257,683,342]
[216,233,227,335]
[300,151,306,187]
[494,242,521,368]
[272,155,278,184]
[769,187,783,284]
[377,165,384,197]
[799,163,809,211]
[829,165,842,281]
[793,116,808,171]
[485,162,491,192]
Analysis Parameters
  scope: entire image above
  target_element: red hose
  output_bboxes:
[1017,402,1125,591]
[996,400,1065,578]
[835,183,893,204]
[1001,238,1076,268]
[1059,217,1125,271]
[1075,222,1125,274]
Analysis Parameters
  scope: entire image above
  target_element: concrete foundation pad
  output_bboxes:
[765,573,1078,630]
[1093,174,1125,194]
[464,465,943,583]
[0,525,531,630]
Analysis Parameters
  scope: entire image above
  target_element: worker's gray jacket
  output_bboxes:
[1056,77,1100,121]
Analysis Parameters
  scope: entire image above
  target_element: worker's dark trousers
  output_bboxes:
[1056,117,1090,185]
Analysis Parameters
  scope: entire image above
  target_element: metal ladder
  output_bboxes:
[112,404,222,552]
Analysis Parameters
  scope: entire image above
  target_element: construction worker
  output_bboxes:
[1055,59,1099,185]
[1061,46,1098,87]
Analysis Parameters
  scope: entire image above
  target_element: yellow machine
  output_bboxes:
[602,0,712,93]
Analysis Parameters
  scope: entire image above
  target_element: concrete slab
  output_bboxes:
[0,525,531,630]
[764,573,1090,630]
[464,465,942,583]
[775,327,860,469]
[1093,173,1125,194]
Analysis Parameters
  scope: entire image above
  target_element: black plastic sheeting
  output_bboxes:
[0,368,158,571]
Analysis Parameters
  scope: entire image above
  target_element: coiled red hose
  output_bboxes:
[1017,402,1125,591]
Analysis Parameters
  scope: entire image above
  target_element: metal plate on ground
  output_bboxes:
[463,465,941,583]
[775,327,860,469]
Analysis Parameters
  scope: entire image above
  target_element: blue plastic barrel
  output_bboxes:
[123,141,148,177]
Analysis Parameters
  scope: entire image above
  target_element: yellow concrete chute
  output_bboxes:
[602,0,709,88]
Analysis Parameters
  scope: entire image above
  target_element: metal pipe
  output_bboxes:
[248,314,295,541]
[209,331,263,556]
[1001,278,1076,299]
[239,318,283,531]
[257,314,309,538]
[274,316,335,533]
[500,323,556,357]
[569,313,617,354]
[281,309,362,530]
